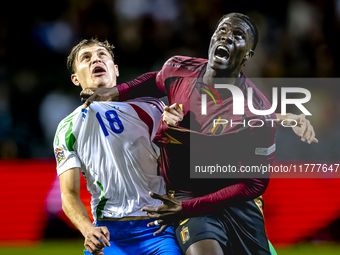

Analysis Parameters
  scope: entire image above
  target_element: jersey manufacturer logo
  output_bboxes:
[55,147,66,165]
[255,144,276,156]
[179,218,189,225]
[180,226,190,244]
[82,108,88,121]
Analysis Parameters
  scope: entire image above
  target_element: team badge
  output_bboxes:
[55,147,66,165]
[180,226,190,244]
[210,114,229,135]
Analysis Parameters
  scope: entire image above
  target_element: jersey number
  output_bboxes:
[96,110,124,136]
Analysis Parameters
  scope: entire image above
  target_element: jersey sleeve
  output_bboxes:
[53,115,81,176]
[155,59,171,93]
[117,72,166,101]
[155,56,185,95]
[181,178,269,217]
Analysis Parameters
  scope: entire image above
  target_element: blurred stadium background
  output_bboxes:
[1,0,340,254]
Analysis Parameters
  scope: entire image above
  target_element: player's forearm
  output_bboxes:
[117,71,166,101]
[181,178,269,217]
[61,192,94,237]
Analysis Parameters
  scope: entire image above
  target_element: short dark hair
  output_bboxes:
[216,13,259,51]
[67,38,115,74]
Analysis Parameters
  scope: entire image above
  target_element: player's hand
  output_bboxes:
[285,114,318,144]
[141,191,182,236]
[163,103,184,126]
[145,217,170,236]
[80,86,120,108]
[84,226,110,255]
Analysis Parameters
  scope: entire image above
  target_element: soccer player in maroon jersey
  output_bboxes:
[82,13,316,255]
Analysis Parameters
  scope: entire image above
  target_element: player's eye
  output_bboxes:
[81,55,90,61]
[234,31,244,38]
[99,52,108,57]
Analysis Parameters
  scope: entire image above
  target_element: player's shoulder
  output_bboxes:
[126,97,165,113]
[165,55,208,66]
[160,55,207,79]
[54,106,83,147]
[127,96,163,104]
[56,106,83,130]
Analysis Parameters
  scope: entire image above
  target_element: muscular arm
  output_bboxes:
[59,168,110,254]
[181,178,268,217]
[60,168,93,235]
[117,71,166,101]
[142,178,268,229]
[81,72,166,107]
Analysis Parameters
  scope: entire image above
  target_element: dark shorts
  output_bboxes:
[175,199,270,255]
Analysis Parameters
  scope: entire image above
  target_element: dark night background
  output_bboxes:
[1,0,339,161]
[1,0,340,252]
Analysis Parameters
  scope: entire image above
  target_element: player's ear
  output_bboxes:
[114,64,119,77]
[71,74,80,86]
[244,50,254,62]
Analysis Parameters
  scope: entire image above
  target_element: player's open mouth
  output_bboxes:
[92,66,106,75]
[214,46,230,60]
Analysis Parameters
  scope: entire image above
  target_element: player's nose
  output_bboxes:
[92,58,102,64]
[222,32,233,44]
[221,34,232,45]
[92,54,102,64]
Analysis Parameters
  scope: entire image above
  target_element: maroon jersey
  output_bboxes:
[117,56,277,217]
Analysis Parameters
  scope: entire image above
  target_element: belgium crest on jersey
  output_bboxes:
[210,113,229,135]
[180,226,190,244]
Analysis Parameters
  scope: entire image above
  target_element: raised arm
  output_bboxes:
[59,168,110,255]
[276,113,318,144]
[181,178,268,217]
[81,72,166,107]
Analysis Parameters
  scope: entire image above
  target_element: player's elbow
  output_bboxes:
[249,178,269,197]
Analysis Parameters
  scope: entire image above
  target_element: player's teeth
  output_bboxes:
[218,46,228,52]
